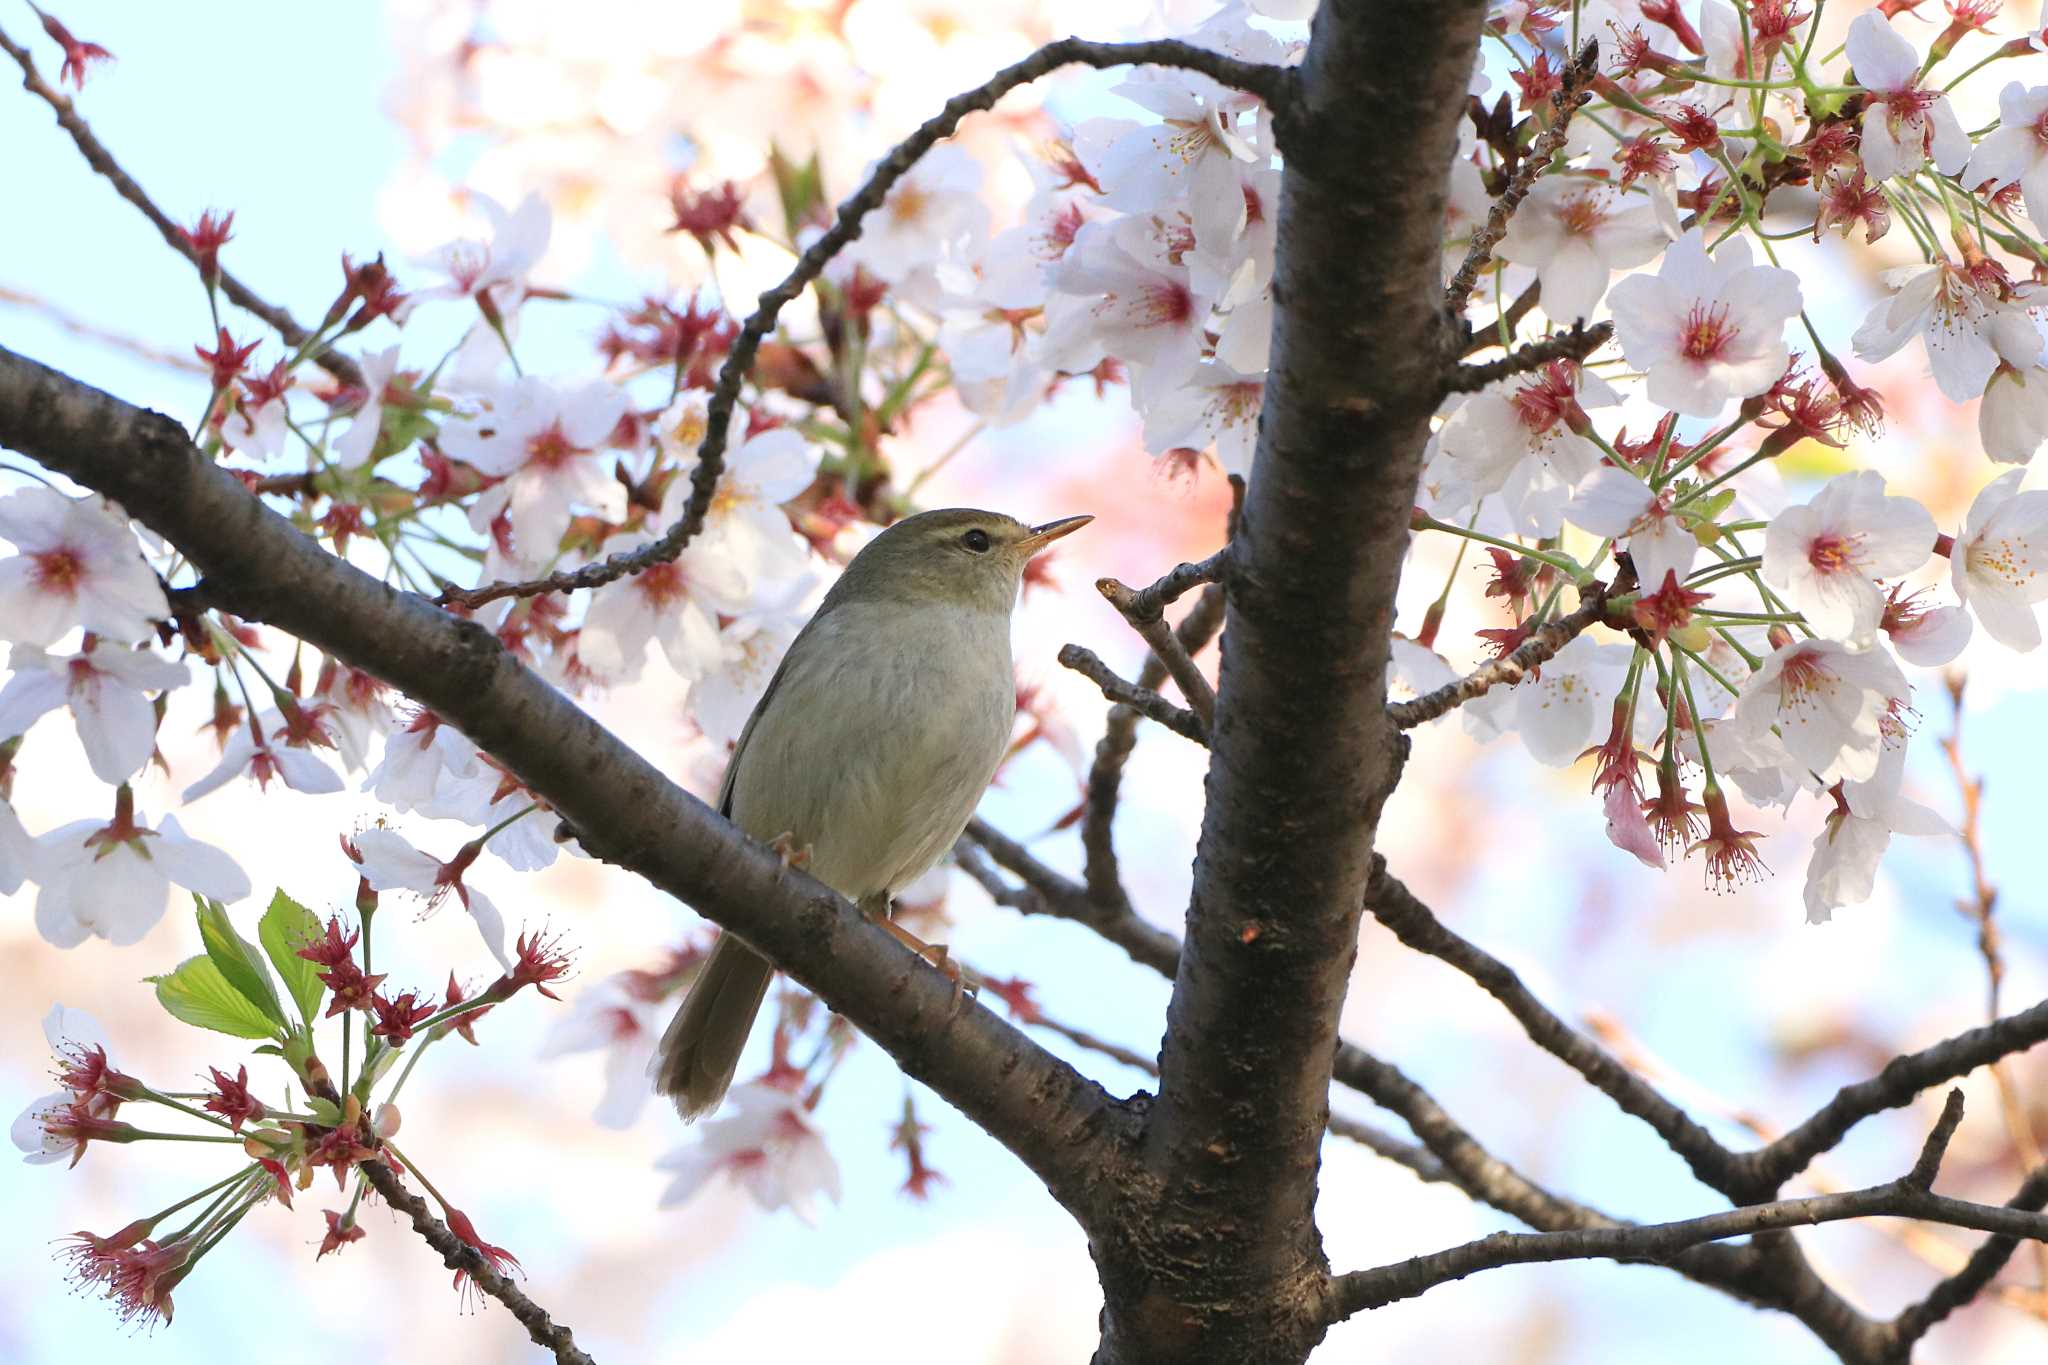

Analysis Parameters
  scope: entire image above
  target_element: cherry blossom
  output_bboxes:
[1038,220,1212,404]
[1731,638,1907,787]
[691,591,810,746]
[1493,177,1667,323]
[0,489,167,648]
[1761,472,1935,647]
[332,345,403,470]
[664,413,818,587]
[1564,467,1696,592]
[0,641,186,783]
[1964,83,2048,228]
[1980,363,2048,464]
[1850,259,2042,404]
[656,1081,842,1223]
[1950,468,2048,650]
[539,974,672,1128]
[1607,230,1803,418]
[33,802,250,948]
[364,711,496,822]
[441,377,630,572]
[1141,363,1265,478]
[221,362,293,461]
[1096,69,1256,219]
[351,827,512,968]
[1463,634,1634,766]
[0,798,28,895]
[1802,742,1949,924]
[405,190,551,315]
[851,145,988,284]
[1845,12,1970,183]
[182,707,346,802]
[1436,362,1615,533]
[1880,584,1973,667]
[579,533,750,685]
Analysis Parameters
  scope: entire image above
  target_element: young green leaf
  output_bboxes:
[195,896,289,1031]
[258,889,327,1024]
[146,956,283,1040]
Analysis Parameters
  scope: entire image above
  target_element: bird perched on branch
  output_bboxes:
[653,506,1092,1119]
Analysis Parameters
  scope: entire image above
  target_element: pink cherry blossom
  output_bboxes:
[0,489,166,648]
[1761,471,1935,647]
[1608,230,1803,418]
[1038,220,1211,403]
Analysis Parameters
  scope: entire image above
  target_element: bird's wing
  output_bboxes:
[713,600,840,819]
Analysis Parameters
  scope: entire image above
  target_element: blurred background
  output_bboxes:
[4,1,2048,1361]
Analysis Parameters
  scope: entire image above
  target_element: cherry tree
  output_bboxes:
[6,1,2048,1361]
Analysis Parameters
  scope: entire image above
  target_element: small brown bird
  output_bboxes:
[653,507,1091,1119]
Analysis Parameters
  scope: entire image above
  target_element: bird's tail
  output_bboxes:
[652,935,776,1121]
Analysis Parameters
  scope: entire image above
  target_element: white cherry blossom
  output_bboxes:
[0,641,186,783]
[352,827,511,969]
[1038,220,1211,403]
[365,712,496,822]
[1981,364,2048,465]
[656,1081,842,1223]
[183,707,346,803]
[0,489,166,648]
[1951,468,2048,650]
[1463,634,1633,767]
[1761,472,1935,647]
[1802,741,1948,924]
[1494,177,1667,323]
[1845,13,1970,183]
[1851,260,2042,404]
[852,145,988,284]
[1964,83,2048,226]
[442,376,630,571]
[333,345,403,470]
[1437,363,1615,517]
[404,189,551,315]
[1141,363,1264,477]
[1731,638,1907,787]
[0,798,29,895]
[1565,467,1697,594]
[1607,230,1803,418]
[539,973,673,1128]
[33,807,250,948]
[663,405,819,588]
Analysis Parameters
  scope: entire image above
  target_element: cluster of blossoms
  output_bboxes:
[9,880,570,1327]
[11,0,2048,1334]
[1401,0,2048,922]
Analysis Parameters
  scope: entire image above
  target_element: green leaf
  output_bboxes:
[195,896,289,1033]
[146,956,283,1040]
[258,889,327,1025]
[306,1096,341,1126]
[768,143,823,239]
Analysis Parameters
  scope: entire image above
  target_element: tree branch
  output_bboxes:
[1735,994,2048,1199]
[1096,574,1219,731]
[1891,1163,2048,1349]
[437,37,1293,611]
[1366,861,1745,1193]
[357,1159,593,1365]
[1442,39,1599,311]
[1327,1093,2048,1325]
[1445,320,1613,393]
[1388,590,1610,729]
[0,22,362,390]
[0,343,1136,1226]
[1057,644,1206,745]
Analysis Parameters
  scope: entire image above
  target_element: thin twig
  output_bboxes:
[357,1160,595,1365]
[439,40,1291,610]
[1443,39,1600,310]
[958,817,1180,977]
[1389,590,1610,729]
[1367,860,1744,1193]
[1892,1164,2048,1348]
[1940,674,2047,1295]
[1058,643,1206,745]
[1097,575,1218,730]
[1328,1093,2042,1324]
[0,283,208,373]
[0,22,362,390]
[1446,320,1613,393]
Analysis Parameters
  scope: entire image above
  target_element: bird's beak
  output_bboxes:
[1017,515,1093,555]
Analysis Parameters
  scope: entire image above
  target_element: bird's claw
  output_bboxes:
[768,832,813,871]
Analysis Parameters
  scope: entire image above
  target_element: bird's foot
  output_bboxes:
[865,900,978,1005]
[768,832,813,871]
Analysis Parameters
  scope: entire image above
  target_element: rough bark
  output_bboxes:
[1089,5,1490,1362]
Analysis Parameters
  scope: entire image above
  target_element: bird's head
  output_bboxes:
[825,508,1092,615]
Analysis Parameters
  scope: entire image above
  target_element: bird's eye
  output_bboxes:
[961,529,992,553]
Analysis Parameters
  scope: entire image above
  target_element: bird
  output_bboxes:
[653,506,1092,1119]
